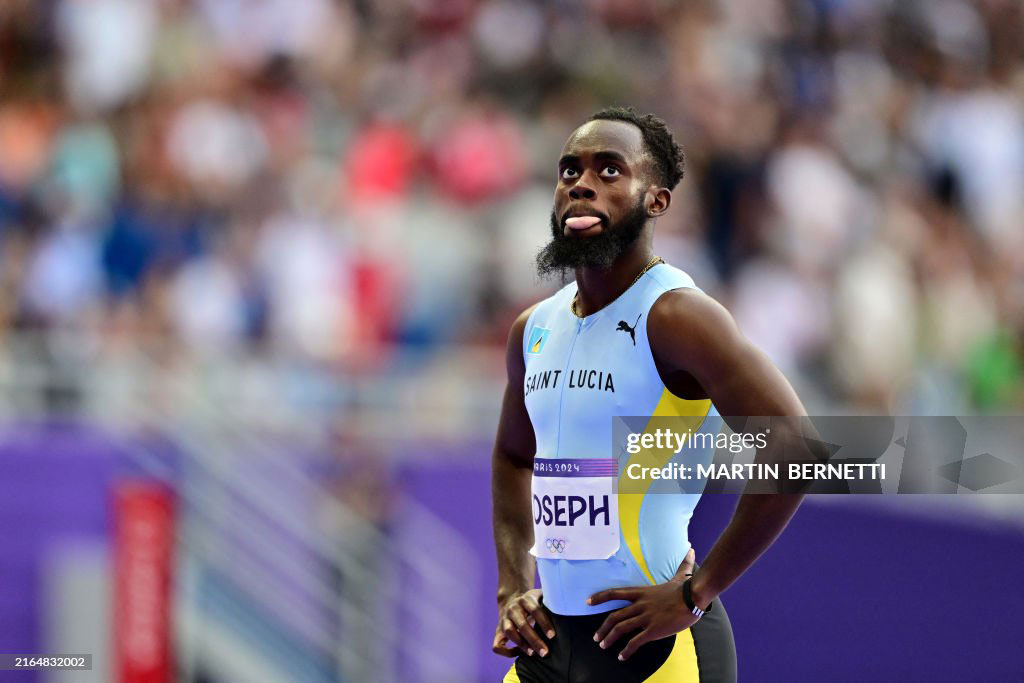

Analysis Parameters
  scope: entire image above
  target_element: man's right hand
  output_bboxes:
[492,589,555,658]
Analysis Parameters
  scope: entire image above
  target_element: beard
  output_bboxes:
[536,198,649,279]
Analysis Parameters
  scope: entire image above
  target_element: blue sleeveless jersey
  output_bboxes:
[522,263,719,615]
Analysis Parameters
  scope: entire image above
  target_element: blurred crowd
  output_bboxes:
[1,0,1022,415]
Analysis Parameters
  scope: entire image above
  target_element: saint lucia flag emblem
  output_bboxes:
[527,327,551,354]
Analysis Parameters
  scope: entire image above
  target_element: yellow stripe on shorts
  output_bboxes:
[503,661,521,682]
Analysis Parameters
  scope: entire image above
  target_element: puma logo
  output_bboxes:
[616,314,641,346]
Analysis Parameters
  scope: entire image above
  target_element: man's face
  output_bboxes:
[537,119,656,276]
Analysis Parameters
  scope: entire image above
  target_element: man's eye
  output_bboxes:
[561,167,579,180]
[601,166,620,177]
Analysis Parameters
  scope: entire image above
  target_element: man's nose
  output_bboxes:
[568,176,597,200]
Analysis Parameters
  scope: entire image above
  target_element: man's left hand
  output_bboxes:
[588,548,703,661]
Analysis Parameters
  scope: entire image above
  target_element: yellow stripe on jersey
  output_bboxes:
[618,390,711,584]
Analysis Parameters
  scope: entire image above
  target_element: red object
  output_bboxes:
[431,112,526,203]
[114,482,176,683]
[345,122,418,202]
[350,254,400,354]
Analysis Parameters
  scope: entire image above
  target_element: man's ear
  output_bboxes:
[646,187,672,217]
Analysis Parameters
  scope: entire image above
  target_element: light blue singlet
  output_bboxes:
[522,263,719,616]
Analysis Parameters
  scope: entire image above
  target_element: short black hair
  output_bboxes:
[587,106,685,190]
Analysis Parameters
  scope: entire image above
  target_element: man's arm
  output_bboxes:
[491,305,556,658]
[647,287,806,608]
[590,288,808,660]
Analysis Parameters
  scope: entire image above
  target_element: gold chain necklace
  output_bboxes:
[570,255,664,317]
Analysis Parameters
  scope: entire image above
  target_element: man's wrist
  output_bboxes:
[688,575,716,611]
[496,591,520,606]
[681,578,713,618]
[496,585,531,606]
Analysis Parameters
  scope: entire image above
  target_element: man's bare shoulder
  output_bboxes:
[648,287,739,344]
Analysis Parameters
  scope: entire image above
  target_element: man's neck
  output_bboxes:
[573,243,656,317]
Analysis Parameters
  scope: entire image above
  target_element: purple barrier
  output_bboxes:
[0,421,181,682]
[399,449,1024,681]
[0,423,119,650]
[0,421,121,683]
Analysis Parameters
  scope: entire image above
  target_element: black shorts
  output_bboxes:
[503,596,736,683]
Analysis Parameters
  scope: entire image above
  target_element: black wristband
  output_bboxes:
[681,579,712,618]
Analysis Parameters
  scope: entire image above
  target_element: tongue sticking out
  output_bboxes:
[565,216,601,230]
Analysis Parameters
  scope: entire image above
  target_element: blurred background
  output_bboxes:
[1,0,1023,681]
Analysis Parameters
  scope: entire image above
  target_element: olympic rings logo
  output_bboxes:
[545,538,566,553]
